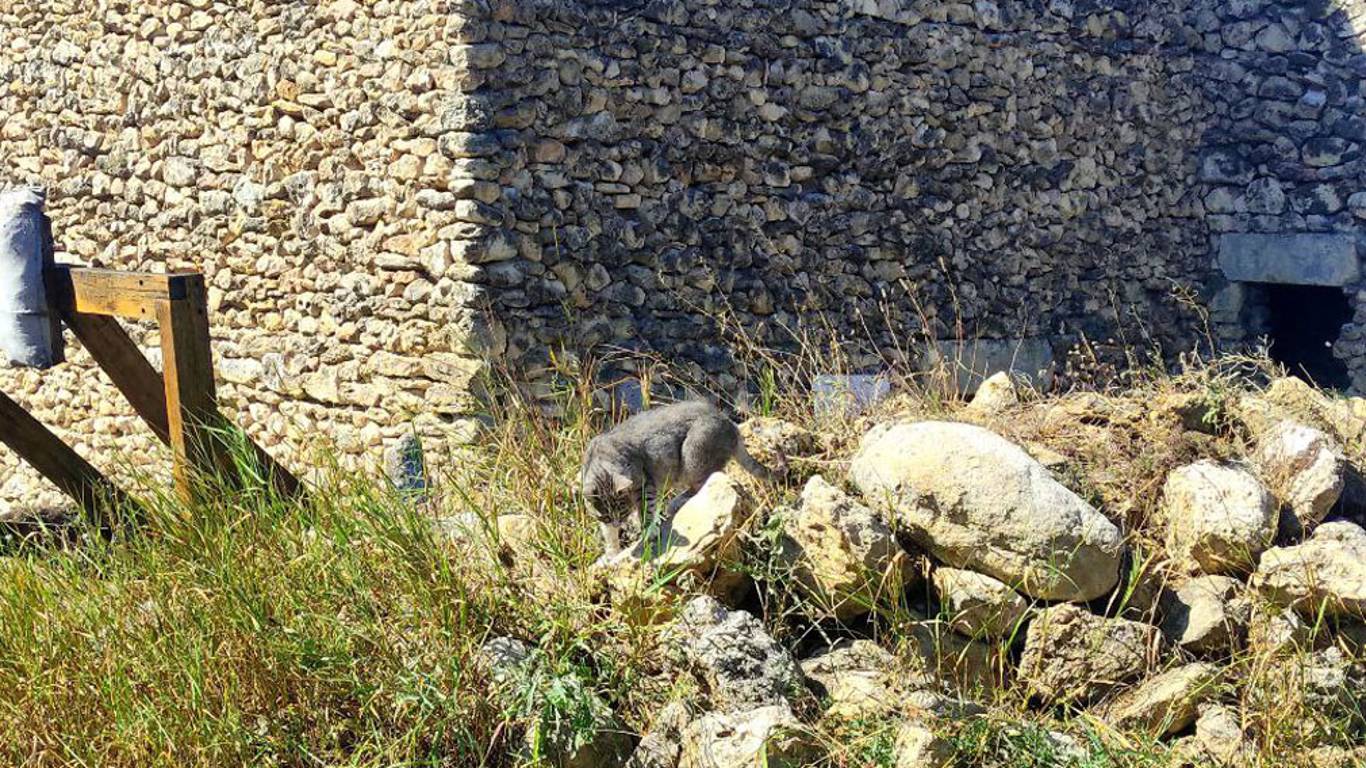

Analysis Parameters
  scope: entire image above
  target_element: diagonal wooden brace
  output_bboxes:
[0,390,130,524]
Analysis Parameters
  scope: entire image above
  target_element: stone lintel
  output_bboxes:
[1218,233,1359,287]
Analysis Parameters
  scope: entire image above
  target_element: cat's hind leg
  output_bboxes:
[679,416,738,489]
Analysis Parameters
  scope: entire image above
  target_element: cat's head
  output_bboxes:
[581,438,637,522]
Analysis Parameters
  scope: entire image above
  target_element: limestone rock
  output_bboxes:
[1042,392,1144,429]
[648,472,751,577]
[1101,663,1221,736]
[933,567,1029,638]
[599,473,753,620]
[1307,746,1366,768]
[665,596,803,711]
[779,474,916,620]
[1254,377,1366,446]
[1252,521,1366,619]
[430,511,484,544]
[491,513,544,576]
[678,705,818,768]
[904,690,987,720]
[850,422,1124,602]
[1256,647,1366,733]
[963,371,1020,415]
[478,636,532,683]
[1160,461,1276,575]
[1246,604,1316,656]
[1159,575,1250,656]
[677,705,814,765]
[737,417,818,480]
[626,701,692,768]
[800,639,925,720]
[893,720,953,768]
[1194,705,1255,766]
[1019,604,1162,704]
[905,619,1001,695]
[1251,420,1344,532]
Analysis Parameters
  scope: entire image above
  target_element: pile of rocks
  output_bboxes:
[482,377,1366,766]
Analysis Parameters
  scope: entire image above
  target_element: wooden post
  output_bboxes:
[0,391,128,522]
[155,275,226,501]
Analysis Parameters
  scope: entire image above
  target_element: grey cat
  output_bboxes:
[580,400,772,556]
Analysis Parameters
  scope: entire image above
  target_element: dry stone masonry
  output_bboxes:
[7,0,1366,509]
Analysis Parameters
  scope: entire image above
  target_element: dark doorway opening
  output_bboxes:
[1261,283,1352,390]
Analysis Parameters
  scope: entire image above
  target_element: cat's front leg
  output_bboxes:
[599,520,624,557]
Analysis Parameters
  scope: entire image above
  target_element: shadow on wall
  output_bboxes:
[455,0,1366,396]
[1195,0,1366,391]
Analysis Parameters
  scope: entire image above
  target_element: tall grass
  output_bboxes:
[0,345,1363,767]
[0,458,510,766]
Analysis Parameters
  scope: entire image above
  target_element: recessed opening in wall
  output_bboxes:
[1257,282,1352,390]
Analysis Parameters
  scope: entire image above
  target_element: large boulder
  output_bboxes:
[1160,461,1277,575]
[678,705,818,768]
[800,639,925,720]
[850,421,1124,601]
[933,567,1029,638]
[1252,521,1366,619]
[664,596,804,711]
[1251,420,1344,532]
[1159,575,1250,656]
[779,475,917,620]
[1101,663,1221,736]
[1019,604,1162,704]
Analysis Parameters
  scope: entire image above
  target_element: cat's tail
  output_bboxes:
[734,440,777,482]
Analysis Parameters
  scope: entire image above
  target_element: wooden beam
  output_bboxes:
[156,277,226,500]
[61,312,172,445]
[0,390,129,523]
[45,267,197,320]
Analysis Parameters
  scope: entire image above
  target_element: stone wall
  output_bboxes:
[4,0,1366,512]
[0,0,490,511]
[1190,0,1366,389]
[461,0,1216,395]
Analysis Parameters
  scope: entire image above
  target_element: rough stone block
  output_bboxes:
[920,339,1054,394]
[1218,234,1359,286]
